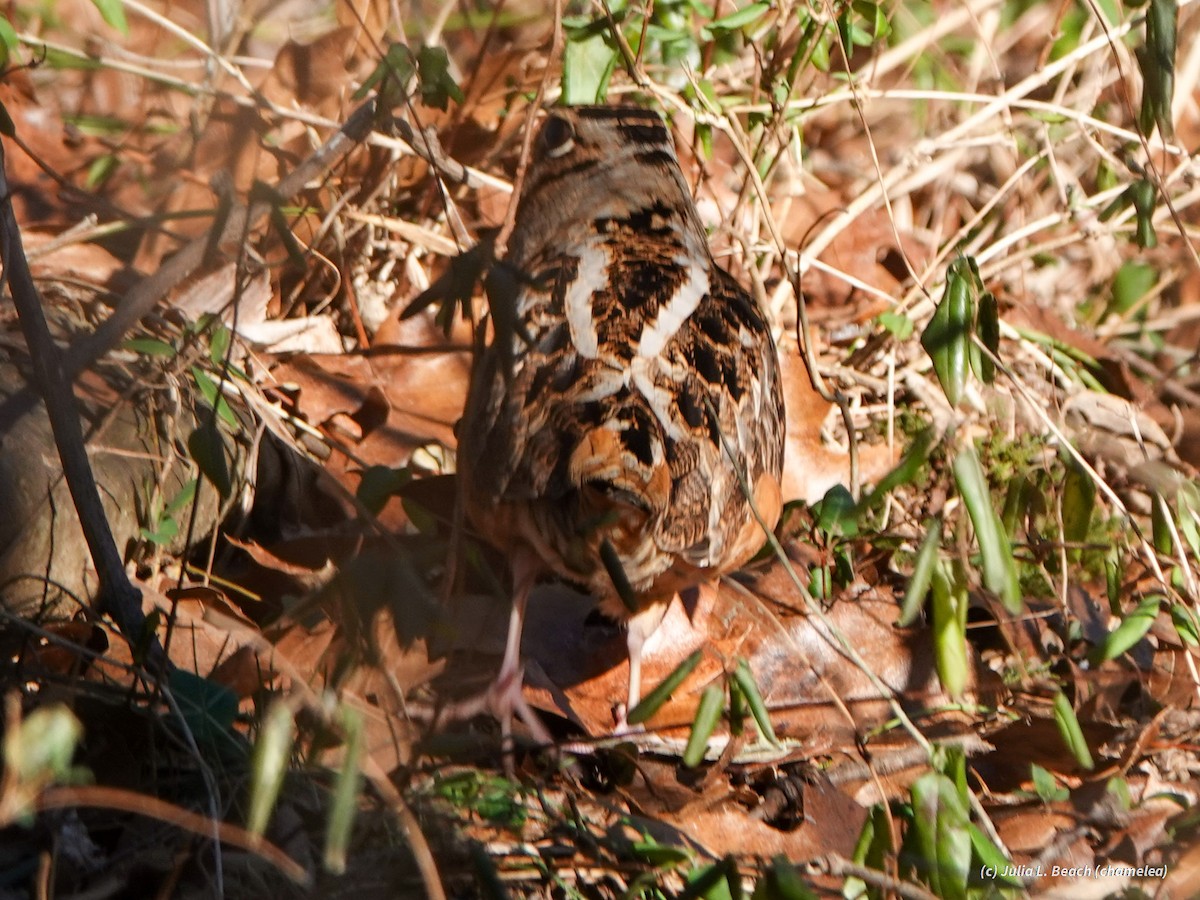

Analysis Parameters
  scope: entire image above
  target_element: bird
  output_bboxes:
[456,104,786,748]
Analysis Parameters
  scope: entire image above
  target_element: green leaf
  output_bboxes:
[953,445,1022,613]
[0,17,18,63]
[563,22,618,105]
[473,777,525,825]
[356,465,412,516]
[44,47,102,71]
[122,337,178,358]
[401,496,437,535]
[731,658,778,745]
[1175,483,1200,559]
[859,426,935,511]
[139,515,179,545]
[417,45,465,110]
[898,518,943,627]
[727,668,746,736]
[1137,0,1176,139]
[187,419,233,499]
[1106,774,1132,811]
[1108,260,1157,318]
[1048,6,1087,60]
[354,42,416,104]
[247,699,297,837]
[750,857,816,900]
[1151,493,1173,554]
[1061,455,1095,562]
[1105,547,1122,608]
[85,154,118,189]
[1030,763,1069,803]
[91,0,129,34]
[680,859,735,900]
[1052,689,1095,770]
[906,771,971,900]
[168,669,239,748]
[809,563,832,600]
[324,706,364,874]
[695,120,714,160]
[164,478,198,518]
[1000,472,1030,539]
[1171,602,1200,647]
[921,259,977,407]
[844,805,891,898]
[190,367,238,427]
[968,823,1024,886]
[856,0,891,41]
[930,561,969,698]
[809,29,831,71]
[704,2,770,34]
[628,649,703,726]
[1098,183,1131,222]
[208,321,232,365]
[1091,595,1161,663]
[812,483,857,537]
[1131,179,1159,249]
[971,290,999,384]
[878,309,914,340]
[7,705,86,786]
[631,838,691,867]
[683,683,724,767]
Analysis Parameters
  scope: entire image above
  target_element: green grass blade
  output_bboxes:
[247,700,296,837]
[682,684,724,768]
[1052,690,1095,771]
[1091,596,1161,664]
[897,516,942,627]
[324,706,364,873]
[627,649,703,726]
[731,659,778,746]
[930,561,969,699]
[953,445,1021,613]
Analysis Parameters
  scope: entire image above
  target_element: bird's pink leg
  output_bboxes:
[433,549,554,770]
[615,598,671,732]
[488,549,554,762]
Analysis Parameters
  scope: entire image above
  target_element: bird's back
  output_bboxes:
[460,105,785,612]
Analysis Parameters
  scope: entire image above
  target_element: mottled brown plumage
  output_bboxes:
[459,105,785,740]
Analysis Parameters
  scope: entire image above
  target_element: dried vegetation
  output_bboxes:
[2,0,1200,896]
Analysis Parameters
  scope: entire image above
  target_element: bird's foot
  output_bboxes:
[434,666,555,775]
[611,702,647,736]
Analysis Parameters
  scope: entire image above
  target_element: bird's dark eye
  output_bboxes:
[539,114,576,158]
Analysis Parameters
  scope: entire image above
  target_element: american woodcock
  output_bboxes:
[458,105,786,746]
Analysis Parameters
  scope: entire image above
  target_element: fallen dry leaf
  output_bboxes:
[779,336,896,503]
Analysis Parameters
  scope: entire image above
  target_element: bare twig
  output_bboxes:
[815,855,941,900]
[0,136,159,665]
[361,755,448,900]
[36,785,309,884]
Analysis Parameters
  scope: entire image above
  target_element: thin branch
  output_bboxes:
[36,785,309,885]
[0,135,159,665]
